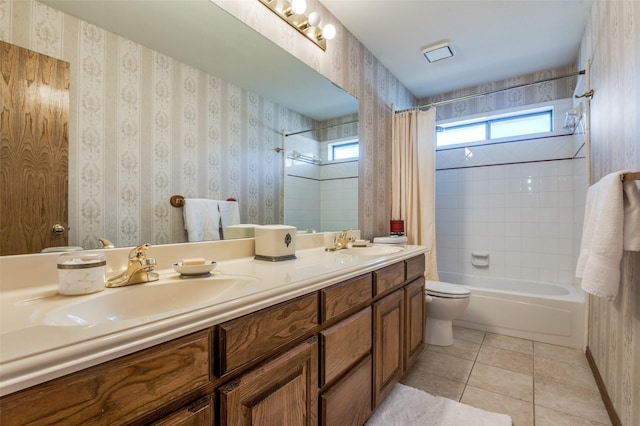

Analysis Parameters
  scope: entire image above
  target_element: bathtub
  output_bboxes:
[439,272,586,349]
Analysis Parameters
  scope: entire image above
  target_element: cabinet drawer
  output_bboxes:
[320,355,372,426]
[0,330,211,426]
[150,395,212,426]
[216,293,318,376]
[373,261,405,296]
[405,255,425,282]
[320,273,371,322]
[320,307,372,386]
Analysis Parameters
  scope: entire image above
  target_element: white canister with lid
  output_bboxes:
[57,251,106,295]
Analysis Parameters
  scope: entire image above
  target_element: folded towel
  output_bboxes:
[576,171,639,300]
[182,198,221,242]
[218,200,241,238]
[623,179,640,251]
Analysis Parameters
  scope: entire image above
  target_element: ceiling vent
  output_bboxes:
[421,40,454,63]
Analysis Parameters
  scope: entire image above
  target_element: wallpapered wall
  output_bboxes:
[576,1,640,425]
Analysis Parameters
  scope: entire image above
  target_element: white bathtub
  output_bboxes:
[439,272,586,349]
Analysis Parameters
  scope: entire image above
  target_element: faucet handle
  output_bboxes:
[128,243,152,261]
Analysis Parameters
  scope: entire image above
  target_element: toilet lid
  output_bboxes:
[426,280,470,299]
[373,235,408,245]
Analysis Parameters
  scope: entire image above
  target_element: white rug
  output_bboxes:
[366,383,512,426]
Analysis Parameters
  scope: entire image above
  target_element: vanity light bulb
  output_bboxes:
[291,0,307,14]
[308,11,321,27]
[322,24,336,40]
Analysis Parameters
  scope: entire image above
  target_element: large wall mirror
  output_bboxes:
[3,0,358,255]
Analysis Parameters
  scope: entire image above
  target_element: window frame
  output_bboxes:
[436,109,553,148]
[327,138,359,162]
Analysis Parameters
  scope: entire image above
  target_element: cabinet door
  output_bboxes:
[404,277,426,372]
[219,338,318,426]
[320,355,372,426]
[372,289,404,408]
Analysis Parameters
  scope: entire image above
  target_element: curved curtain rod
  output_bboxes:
[395,70,586,114]
[284,119,359,137]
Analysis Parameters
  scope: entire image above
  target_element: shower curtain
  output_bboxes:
[391,108,439,280]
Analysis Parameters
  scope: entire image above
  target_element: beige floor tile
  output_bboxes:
[477,344,533,375]
[535,356,598,391]
[400,370,466,401]
[534,341,589,367]
[468,362,533,402]
[483,333,533,355]
[535,405,611,426]
[453,326,486,344]
[427,337,482,361]
[535,376,610,425]
[418,348,475,383]
[462,384,533,426]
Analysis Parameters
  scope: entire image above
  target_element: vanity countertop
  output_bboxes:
[0,244,427,396]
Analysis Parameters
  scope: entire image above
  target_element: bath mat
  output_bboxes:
[366,383,512,426]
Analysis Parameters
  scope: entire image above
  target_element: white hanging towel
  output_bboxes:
[576,171,640,300]
[218,200,241,238]
[182,198,221,242]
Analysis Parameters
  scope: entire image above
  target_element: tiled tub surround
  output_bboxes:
[0,234,426,396]
[436,155,585,284]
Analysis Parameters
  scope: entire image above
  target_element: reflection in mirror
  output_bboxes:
[283,117,359,233]
[5,0,358,254]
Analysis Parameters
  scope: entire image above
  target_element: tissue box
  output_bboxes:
[224,224,257,239]
[254,225,297,261]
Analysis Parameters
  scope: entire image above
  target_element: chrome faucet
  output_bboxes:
[334,230,355,250]
[106,243,159,287]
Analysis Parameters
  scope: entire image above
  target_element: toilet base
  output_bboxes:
[426,318,454,346]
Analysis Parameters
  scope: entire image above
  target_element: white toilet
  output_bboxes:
[425,280,471,346]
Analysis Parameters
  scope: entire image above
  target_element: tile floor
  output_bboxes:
[401,326,612,425]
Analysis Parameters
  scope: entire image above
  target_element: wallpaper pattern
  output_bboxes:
[577,1,640,425]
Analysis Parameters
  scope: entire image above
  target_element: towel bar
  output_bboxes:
[620,172,640,182]
[170,195,237,208]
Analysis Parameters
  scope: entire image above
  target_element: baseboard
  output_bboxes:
[585,346,621,426]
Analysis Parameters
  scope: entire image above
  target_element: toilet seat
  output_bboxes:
[426,280,470,299]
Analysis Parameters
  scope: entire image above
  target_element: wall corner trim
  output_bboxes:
[585,346,622,426]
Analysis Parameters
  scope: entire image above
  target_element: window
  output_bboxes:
[328,140,359,161]
[436,109,553,148]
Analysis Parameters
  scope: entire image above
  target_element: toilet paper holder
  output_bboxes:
[471,251,490,267]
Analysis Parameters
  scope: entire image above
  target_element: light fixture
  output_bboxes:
[421,40,455,63]
[259,0,336,50]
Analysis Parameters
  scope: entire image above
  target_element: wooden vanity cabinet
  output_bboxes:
[0,254,426,425]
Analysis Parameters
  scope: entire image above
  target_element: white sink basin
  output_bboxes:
[343,245,404,257]
[37,274,260,327]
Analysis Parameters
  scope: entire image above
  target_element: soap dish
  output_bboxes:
[172,260,217,277]
[352,239,370,247]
